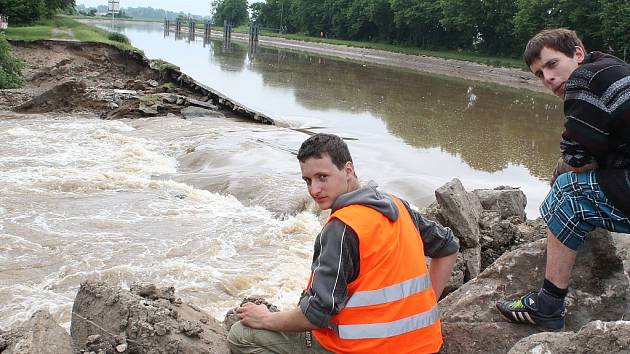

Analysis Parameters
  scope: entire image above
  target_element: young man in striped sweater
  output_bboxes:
[496,28,630,329]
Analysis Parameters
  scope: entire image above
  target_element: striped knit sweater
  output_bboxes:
[563,51,630,215]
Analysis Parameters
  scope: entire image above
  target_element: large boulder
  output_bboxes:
[0,310,72,354]
[508,320,630,353]
[473,187,527,221]
[70,280,230,354]
[435,179,482,249]
[438,228,630,353]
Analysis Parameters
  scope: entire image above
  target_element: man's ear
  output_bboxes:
[575,46,586,64]
[344,161,354,178]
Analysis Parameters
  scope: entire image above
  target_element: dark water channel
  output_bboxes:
[97,21,564,217]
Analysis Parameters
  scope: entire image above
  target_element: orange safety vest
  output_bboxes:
[309,197,442,353]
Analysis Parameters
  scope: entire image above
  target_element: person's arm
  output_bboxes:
[237,219,359,332]
[429,253,458,299]
[298,219,359,328]
[555,86,611,183]
[550,154,598,185]
[401,200,459,298]
[236,305,317,331]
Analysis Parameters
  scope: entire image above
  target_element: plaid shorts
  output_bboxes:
[540,171,630,250]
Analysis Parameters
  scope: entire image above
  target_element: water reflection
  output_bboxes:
[246,48,563,179]
[88,20,566,215]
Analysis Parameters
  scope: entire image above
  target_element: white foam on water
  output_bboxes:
[0,115,324,330]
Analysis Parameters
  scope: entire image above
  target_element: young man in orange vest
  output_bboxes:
[496,29,630,329]
[228,133,459,353]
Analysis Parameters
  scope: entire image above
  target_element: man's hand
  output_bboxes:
[550,158,598,185]
[235,305,317,332]
[236,302,272,329]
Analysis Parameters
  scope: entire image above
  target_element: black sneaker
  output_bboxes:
[496,291,565,330]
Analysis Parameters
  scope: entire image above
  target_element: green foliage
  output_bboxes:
[0,0,47,24]
[0,33,24,88]
[599,0,629,58]
[107,32,130,45]
[0,0,74,24]
[247,0,628,61]
[211,0,248,27]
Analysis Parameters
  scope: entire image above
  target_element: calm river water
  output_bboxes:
[0,20,564,330]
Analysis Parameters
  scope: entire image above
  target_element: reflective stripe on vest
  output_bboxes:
[345,274,432,308]
[338,305,439,339]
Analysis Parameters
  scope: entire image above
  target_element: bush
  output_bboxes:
[107,32,130,45]
[0,33,24,88]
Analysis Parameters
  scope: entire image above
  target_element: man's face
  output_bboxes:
[300,154,352,210]
[529,46,585,98]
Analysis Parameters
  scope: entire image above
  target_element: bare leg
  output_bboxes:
[544,229,578,289]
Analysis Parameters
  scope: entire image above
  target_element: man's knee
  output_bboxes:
[227,321,249,352]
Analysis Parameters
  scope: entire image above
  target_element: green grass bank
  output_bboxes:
[4,16,133,50]
[213,25,524,68]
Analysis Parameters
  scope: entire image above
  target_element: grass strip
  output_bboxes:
[5,16,137,52]
[210,26,523,69]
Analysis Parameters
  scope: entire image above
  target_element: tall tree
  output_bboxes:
[599,0,630,58]
[390,0,445,47]
[476,0,518,55]
[211,0,248,26]
[0,0,46,24]
[346,0,393,40]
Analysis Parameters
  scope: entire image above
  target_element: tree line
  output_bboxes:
[214,0,628,58]
[75,4,210,22]
[0,0,75,24]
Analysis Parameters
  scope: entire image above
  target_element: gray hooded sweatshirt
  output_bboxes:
[298,182,459,329]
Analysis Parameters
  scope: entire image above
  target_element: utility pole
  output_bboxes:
[108,0,120,28]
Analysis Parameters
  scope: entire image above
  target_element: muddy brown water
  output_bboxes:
[0,21,563,330]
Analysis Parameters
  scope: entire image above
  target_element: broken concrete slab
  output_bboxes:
[473,187,527,221]
[435,178,482,249]
[0,310,73,354]
[438,228,629,353]
[71,280,230,354]
[508,320,630,353]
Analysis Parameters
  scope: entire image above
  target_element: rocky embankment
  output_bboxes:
[1,179,629,354]
[0,40,273,124]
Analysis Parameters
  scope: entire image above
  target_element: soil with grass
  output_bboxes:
[0,40,242,122]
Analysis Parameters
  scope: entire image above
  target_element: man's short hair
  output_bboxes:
[524,28,586,67]
[297,133,352,170]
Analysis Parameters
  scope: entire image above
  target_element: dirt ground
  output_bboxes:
[0,40,221,119]
[230,33,548,94]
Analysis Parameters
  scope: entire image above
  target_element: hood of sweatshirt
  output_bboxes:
[330,181,399,221]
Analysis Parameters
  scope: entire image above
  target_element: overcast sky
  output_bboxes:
[76,0,262,16]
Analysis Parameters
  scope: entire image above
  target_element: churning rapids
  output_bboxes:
[0,113,323,330]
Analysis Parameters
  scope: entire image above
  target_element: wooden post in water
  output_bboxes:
[188,19,196,42]
[223,20,232,48]
[164,18,170,37]
[203,21,212,47]
[175,18,182,40]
